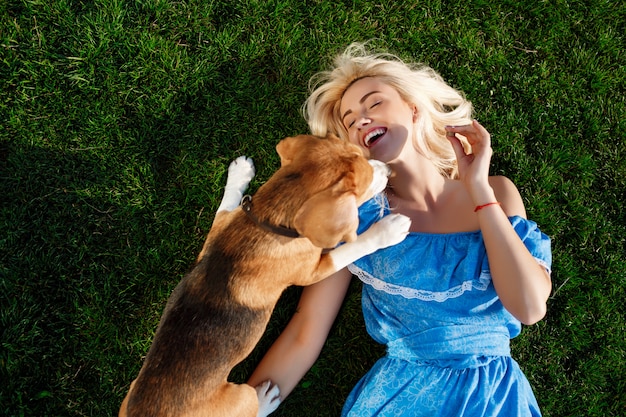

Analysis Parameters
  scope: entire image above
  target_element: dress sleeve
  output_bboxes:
[355,193,390,235]
[510,216,553,274]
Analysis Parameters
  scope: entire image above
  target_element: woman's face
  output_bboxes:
[339,77,416,162]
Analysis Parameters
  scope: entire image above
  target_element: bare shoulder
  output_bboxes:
[488,176,527,218]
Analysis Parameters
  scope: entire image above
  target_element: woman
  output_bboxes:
[249,42,552,416]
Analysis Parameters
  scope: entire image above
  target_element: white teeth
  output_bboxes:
[364,128,386,147]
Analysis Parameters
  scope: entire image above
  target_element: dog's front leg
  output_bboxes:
[217,156,256,213]
[328,213,411,271]
[198,157,255,261]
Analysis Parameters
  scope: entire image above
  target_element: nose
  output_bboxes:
[356,116,372,129]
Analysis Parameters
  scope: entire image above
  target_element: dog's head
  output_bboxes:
[272,134,389,249]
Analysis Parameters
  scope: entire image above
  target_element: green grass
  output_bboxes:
[1,0,624,415]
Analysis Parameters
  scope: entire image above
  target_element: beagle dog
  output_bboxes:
[119,134,410,417]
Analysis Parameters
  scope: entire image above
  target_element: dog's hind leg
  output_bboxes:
[217,156,255,213]
[118,379,136,417]
[205,383,258,417]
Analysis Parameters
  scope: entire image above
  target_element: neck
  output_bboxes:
[386,157,448,210]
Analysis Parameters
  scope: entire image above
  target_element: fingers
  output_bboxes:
[445,128,468,162]
[445,120,493,185]
[445,119,491,146]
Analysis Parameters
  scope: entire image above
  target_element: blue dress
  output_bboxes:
[342,195,552,417]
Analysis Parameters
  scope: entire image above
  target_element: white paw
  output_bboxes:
[325,213,411,270]
[217,156,255,213]
[255,380,281,417]
[368,213,411,248]
[227,156,255,190]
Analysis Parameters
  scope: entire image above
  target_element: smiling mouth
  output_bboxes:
[364,128,387,148]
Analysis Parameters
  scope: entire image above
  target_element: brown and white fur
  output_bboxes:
[119,134,410,417]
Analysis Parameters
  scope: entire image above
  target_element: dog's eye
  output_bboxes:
[285,172,302,181]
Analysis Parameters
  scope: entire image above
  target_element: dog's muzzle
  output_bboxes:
[368,159,391,196]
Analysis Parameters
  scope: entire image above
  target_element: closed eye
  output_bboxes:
[345,100,381,129]
[284,172,302,181]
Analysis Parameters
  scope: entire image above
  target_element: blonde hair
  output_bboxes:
[303,42,473,178]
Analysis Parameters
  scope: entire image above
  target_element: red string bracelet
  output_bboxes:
[474,202,501,212]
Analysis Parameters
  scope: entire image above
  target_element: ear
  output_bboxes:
[293,175,360,248]
[276,136,303,166]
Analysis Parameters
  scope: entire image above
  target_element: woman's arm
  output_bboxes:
[477,176,552,324]
[446,121,552,325]
[248,267,353,399]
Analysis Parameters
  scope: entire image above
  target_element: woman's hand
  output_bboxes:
[445,120,494,204]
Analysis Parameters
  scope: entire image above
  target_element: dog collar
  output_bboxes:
[240,195,301,239]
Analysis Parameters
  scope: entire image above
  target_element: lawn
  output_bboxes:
[1,0,624,416]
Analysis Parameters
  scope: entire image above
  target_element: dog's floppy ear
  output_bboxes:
[293,174,360,248]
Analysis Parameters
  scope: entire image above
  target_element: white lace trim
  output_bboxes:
[348,264,492,302]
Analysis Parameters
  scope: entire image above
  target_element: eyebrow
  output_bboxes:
[341,91,381,121]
